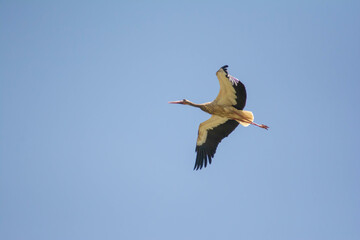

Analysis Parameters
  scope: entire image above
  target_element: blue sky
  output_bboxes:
[1,1,360,239]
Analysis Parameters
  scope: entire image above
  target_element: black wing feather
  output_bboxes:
[194,120,239,170]
[232,80,247,110]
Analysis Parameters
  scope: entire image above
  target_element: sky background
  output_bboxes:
[1,1,360,239]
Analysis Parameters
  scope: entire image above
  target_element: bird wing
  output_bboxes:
[195,115,239,170]
[213,65,247,110]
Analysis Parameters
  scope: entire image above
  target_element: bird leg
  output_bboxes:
[234,112,269,130]
[249,121,269,130]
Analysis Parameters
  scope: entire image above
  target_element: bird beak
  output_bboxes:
[168,100,183,104]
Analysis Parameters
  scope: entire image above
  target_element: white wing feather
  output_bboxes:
[196,115,229,146]
[213,68,237,106]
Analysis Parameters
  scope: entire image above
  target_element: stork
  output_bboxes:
[169,65,269,170]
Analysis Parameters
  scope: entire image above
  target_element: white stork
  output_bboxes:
[169,65,269,170]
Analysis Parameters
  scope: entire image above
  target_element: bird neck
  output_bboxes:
[186,100,208,111]
[186,100,201,107]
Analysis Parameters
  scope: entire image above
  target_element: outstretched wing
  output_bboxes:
[214,65,247,110]
[194,115,239,170]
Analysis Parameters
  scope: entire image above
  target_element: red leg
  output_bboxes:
[249,122,269,130]
[234,112,269,130]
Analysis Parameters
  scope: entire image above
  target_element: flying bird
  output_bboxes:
[169,65,269,170]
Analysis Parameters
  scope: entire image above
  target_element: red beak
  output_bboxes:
[168,100,183,104]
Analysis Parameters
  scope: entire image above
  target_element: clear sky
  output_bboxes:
[1,1,360,240]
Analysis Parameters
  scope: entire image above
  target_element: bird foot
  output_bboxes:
[260,124,269,130]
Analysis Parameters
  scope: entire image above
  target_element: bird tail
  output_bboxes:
[236,110,254,127]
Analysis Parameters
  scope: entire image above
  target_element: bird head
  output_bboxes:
[168,99,189,105]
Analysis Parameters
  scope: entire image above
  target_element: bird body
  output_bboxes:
[183,100,254,126]
[203,103,253,124]
[169,65,268,170]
